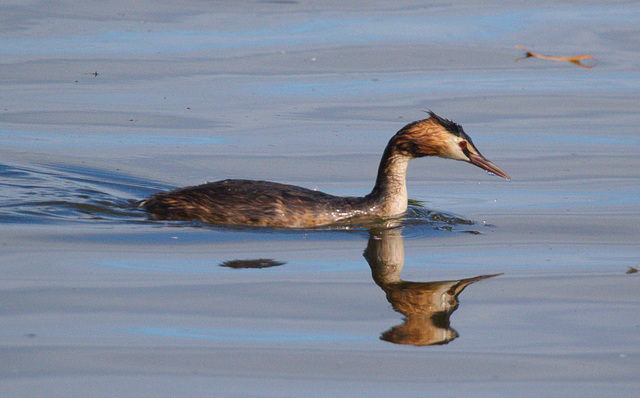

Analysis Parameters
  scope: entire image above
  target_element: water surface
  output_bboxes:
[1,1,639,397]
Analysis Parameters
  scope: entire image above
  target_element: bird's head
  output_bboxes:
[393,111,510,180]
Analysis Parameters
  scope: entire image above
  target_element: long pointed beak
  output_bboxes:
[468,153,511,180]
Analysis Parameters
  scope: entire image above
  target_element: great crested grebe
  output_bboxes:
[140,112,510,228]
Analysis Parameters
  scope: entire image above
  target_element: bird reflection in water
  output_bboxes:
[218,227,500,347]
[364,227,500,346]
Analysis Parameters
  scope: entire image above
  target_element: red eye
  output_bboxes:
[459,141,467,149]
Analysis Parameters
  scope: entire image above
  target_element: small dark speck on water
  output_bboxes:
[220,259,286,269]
[626,266,638,274]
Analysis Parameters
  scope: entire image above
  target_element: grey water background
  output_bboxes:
[1,1,639,397]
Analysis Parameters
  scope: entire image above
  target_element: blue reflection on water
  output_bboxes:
[131,326,364,343]
[0,20,497,55]
[255,73,640,97]
[2,129,229,147]
[2,6,636,55]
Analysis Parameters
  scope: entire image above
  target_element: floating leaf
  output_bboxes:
[515,45,597,68]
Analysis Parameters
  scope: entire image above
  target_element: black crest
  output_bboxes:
[427,111,466,138]
[427,110,476,148]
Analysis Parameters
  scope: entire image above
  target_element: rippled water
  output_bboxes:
[0,162,151,224]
